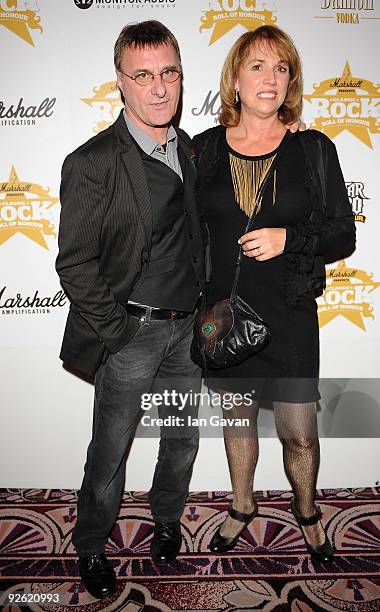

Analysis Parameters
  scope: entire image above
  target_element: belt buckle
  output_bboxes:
[169,310,177,320]
[142,306,152,325]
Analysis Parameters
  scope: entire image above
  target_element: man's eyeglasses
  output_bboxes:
[118,68,181,86]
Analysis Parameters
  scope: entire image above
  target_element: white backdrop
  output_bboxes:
[1,0,379,491]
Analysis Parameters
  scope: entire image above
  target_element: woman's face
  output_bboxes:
[235,41,290,121]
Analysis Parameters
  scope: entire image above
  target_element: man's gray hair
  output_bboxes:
[114,20,181,71]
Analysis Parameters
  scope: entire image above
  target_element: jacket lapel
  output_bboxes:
[114,111,152,255]
[177,132,206,288]
[177,136,196,201]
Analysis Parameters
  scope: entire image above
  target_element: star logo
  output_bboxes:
[318,260,380,330]
[304,62,380,148]
[0,1,43,46]
[199,0,276,46]
[0,167,58,249]
[81,81,123,134]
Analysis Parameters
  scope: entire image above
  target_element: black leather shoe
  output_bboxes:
[290,498,334,563]
[78,553,116,599]
[209,504,258,553]
[150,520,182,565]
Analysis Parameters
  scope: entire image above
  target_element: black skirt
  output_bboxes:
[201,130,320,403]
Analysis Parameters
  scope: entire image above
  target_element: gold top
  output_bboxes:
[229,152,277,218]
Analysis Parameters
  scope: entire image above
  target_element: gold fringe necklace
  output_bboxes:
[229,153,277,218]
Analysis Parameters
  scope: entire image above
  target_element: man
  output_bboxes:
[56,21,206,599]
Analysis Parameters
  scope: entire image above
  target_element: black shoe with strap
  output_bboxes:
[150,520,182,565]
[290,498,334,563]
[78,553,116,599]
[209,504,258,553]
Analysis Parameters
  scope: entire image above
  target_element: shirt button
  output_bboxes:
[189,233,194,240]
[179,188,184,195]
[193,257,199,263]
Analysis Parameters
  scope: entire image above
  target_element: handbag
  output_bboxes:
[190,292,270,369]
[190,140,285,370]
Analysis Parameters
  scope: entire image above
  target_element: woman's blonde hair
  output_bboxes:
[219,25,303,127]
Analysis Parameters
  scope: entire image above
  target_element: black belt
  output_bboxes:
[126,304,191,321]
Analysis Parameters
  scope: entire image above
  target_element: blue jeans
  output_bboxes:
[72,312,200,555]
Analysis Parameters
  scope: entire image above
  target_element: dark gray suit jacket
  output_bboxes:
[56,111,206,375]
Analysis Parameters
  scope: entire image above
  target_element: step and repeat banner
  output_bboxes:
[1,0,379,488]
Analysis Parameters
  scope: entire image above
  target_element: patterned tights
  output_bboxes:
[219,397,325,546]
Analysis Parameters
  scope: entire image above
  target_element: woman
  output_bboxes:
[193,26,355,562]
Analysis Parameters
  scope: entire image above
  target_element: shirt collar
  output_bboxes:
[123,110,178,156]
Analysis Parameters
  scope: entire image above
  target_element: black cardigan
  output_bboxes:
[193,126,356,305]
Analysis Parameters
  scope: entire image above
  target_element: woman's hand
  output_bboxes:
[238,228,286,261]
[286,119,306,132]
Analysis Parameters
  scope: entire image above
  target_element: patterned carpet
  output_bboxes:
[0,487,379,611]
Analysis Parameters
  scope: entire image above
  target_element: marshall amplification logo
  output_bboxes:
[318,260,380,329]
[82,81,122,133]
[0,0,43,46]
[0,97,56,127]
[0,167,58,249]
[315,0,378,24]
[346,180,370,222]
[200,0,276,46]
[304,62,380,148]
[0,286,67,316]
[192,90,221,117]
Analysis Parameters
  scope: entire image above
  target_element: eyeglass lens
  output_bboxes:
[134,70,180,85]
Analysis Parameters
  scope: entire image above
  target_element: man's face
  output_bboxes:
[116,43,181,136]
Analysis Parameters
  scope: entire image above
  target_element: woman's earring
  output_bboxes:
[234,90,241,110]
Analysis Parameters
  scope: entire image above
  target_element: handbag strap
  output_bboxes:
[230,131,292,300]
